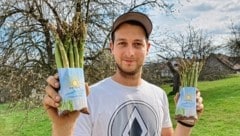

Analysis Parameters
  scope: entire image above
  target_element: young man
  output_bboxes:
[43,12,204,136]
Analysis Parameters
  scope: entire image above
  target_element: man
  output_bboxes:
[43,12,204,136]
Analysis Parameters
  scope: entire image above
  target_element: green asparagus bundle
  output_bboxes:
[48,12,88,115]
[177,56,204,87]
[54,33,86,69]
[175,56,204,121]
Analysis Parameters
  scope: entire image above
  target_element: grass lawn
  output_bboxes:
[0,74,240,135]
[163,74,240,136]
[0,103,51,136]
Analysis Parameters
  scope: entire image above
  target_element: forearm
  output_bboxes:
[174,122,192,136]
[52,122,75,136]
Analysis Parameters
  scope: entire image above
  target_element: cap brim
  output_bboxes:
[112,12,152,37]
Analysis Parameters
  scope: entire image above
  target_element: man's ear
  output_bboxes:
[146,42,151,54]
[110,41,114,54]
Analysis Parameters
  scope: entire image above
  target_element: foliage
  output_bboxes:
[85,49,116,84]
[155,25,220,60]
[0,65,48,105]
[227,23,240,57]
[142,62,165,86]
[0,0,174,103]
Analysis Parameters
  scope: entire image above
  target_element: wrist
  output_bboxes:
[175,121,193,136]
[52,122,75,136]
[177,120,194,128]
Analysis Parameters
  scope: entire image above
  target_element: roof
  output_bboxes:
[210,54,240,71]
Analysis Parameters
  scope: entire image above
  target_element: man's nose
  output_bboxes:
[125,46,134,56]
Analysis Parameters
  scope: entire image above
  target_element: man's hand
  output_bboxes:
[196,91,204,117]
[173,90,204,136]
[174,90,204,124]
[42,74,90,136]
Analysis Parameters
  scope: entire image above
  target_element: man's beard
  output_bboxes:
[115,63,142,78]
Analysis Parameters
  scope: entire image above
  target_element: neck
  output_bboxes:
[112,70,142,86]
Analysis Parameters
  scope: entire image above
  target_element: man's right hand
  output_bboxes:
[43,74,88,136]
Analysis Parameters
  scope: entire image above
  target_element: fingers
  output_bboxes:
[196,91,203,106]
[197,103,204,112]
[43,94,59,109]
[196,95,204,113]
[45,85,61,102]
[45,75,60,102]
[196,90,201,97]
[43,95,59,120]
[197,95,203,103]
[196,90,204,115]
[43,75,61,116]
[46,75,60,89]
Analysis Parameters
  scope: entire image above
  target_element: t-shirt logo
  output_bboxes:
[108,100,159,136]
[122,107,147,135]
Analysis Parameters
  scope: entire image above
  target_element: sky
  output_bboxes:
[149,0,240,46]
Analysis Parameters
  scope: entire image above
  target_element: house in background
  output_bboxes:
[199,53,240,80]
[162,53,240,81]
[143,53,240,85]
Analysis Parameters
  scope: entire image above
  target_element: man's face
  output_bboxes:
[110,23,150,76]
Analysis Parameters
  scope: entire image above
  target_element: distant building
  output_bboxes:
[199,53,240,80]
[143,54,240,84]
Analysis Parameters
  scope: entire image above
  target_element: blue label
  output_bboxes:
[175,87,197,118]
[58,68,86,100]
[57,68,87,113]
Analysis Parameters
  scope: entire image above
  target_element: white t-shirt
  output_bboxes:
[74,77,172,136]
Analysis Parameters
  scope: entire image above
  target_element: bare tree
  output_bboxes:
[163,25,217,59]
[227,22,240,57]
[155,25,219,95]
[0,0,174,102]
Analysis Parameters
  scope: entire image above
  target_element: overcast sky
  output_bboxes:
[149,0,240,45]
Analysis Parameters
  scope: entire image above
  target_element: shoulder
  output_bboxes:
[142,79,165,92]
[89,77,112,91]
[142,80,169,100]
[87,77,114,98]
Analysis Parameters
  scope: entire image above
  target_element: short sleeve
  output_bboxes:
[161,92,173,128]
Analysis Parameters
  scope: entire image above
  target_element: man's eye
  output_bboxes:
[134,43,143,48]
[118,42,126,46]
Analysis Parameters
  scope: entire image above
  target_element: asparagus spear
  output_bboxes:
[68,42,75,67]
[178,57,204,87]
[55,35,69,68]
[54,39,63,68]
[73,39,80,67]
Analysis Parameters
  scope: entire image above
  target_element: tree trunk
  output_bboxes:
[167,61,180,95]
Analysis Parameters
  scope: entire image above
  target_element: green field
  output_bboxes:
[166,74,240,136]
[0,103,51,136]
[0,75,240,136]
